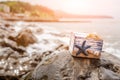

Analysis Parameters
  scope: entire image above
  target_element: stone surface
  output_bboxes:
[0,21,120,80]
[4,23,11,28]
[16,28,37,47]
[0,22,69,80]
[32,51,120,80]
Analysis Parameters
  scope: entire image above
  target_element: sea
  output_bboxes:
[2,18,120,58]
[38,18,120,58]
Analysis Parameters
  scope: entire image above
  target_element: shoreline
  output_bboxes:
[2,17,92,23]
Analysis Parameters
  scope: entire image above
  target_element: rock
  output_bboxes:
[0,25,15,39]
[21,72,33,80]
[16,28,37,47]
[32,51,120,80]
[0,38,25,53]
[50,32,66,37]
[0,47,14,60]
[36,28,44,34]
[0,76,19,80]
[0,28,9,38]
[100,67,120,80]
[4,23,11,28]
[8,35,16,41]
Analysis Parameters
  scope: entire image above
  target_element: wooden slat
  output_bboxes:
[70,33,103,59]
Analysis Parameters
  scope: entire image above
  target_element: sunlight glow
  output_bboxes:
[62,0,93,14]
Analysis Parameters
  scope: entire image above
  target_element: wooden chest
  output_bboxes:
[69,32,103,59]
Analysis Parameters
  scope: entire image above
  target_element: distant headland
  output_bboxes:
[0,1,113,22]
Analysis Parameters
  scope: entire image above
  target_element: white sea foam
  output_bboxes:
[104,47,120,58]
[13,21,120,59]
[103,42,120,58]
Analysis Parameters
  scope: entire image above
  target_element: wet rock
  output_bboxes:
[19,57,31,65]
[4,23,11,28]
[8,35,16,42]
[0,38,25,53]
[30,61,38,67]
[0,76,19,80]
[16,28,37,47]
[0,28,9,38]
[21,72,33,80]
[0,22,70,79]
[0,47,14,60]
[0,21,120,80]
[50,32,66,37]
[100,67,120,80]
[0,24,15,39]
[32,51,120,80]
[55,44,69,50]
[10,52,22,59]
[32,54,42,62]
[36,28,44,34]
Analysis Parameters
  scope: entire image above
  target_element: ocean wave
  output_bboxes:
[104,47,120,58]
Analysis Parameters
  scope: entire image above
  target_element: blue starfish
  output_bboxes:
[75,40,91,56]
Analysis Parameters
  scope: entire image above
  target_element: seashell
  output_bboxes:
[94,51,100,56]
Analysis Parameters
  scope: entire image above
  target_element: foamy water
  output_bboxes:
[9,19,120,58]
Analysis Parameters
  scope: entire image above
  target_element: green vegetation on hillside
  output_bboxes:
[0,1,56,19]
[0,7,3,12]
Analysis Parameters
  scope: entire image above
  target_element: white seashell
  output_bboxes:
[94,51,100,56]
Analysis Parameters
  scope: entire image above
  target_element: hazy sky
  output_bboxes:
[1,0,120,18]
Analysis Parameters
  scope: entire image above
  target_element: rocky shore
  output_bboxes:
[0,21,69,80]
[0,21,120,80]
[32,51,120,80]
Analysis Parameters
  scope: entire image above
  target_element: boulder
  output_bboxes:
[16,28,37,47]
[36,28,44,34]
[0,38,25,53]
[4,23,11,28]
[32,50,120,80]
[0,27,9,38]
[0,25,15,39]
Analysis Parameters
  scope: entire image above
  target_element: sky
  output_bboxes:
[1,0,120,18]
